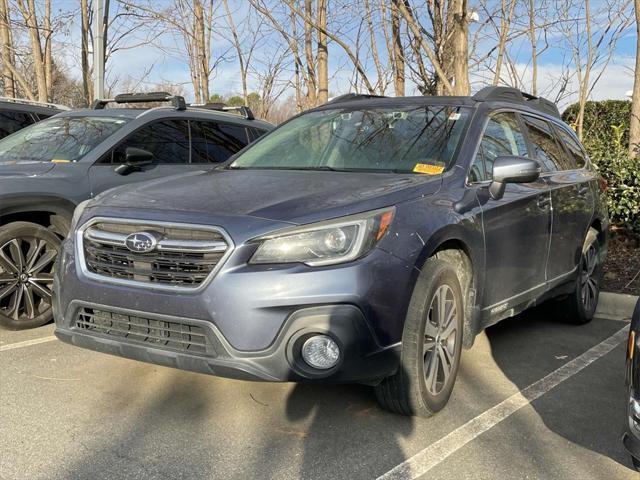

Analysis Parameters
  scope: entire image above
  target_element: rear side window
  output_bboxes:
[247,127,267,142]
[0,110,35,138]
[112,120,190,165]
[469,112,528,182]
[522,115,569,171]
[555,127,586,169]
[190,121,249,163]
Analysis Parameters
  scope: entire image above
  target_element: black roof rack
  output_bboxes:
[189,103,255,120]
[325,93,388,105]
[472,86,560,118]
[92,92,186,111]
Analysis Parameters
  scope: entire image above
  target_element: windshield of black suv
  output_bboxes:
[0,116,129,163]
[230,105,470,174]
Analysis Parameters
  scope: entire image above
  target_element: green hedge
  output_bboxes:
[562,101,640,234]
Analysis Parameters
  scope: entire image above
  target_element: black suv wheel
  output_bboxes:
[375,257,464,417]
[0,222,60,330]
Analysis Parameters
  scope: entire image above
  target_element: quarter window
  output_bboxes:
[522,115,569,171]
[555,127,587,169]
[190,121,249,163]
[469,112,528,182]
[112,120,190,165]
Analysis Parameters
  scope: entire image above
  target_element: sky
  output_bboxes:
[50,0,638,110]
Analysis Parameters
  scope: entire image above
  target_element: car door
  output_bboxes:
[469,111,552,310]
[546,122,595,281]
[88,119,203,195]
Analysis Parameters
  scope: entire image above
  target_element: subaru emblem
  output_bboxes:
[124,232,159,253]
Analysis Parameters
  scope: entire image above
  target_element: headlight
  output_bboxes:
[250,207,395,266]
[69,199,91,233]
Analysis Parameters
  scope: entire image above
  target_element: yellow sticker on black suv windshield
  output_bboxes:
[413,163,444,175]
[51,159,71,163]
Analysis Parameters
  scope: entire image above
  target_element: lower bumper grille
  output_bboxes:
[75,308,214,355]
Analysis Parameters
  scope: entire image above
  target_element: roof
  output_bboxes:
[0,97,69,114]
[312,87,561,119]
[55,106,273,129]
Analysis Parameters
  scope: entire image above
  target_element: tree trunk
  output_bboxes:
[222,0,248,105]
[629,0,640,157]
[80,0,93,105]
[576,0,593,141]
[0,0,15,97]
[391,0,405,96]
[304,0,317,106]
[16,0,48,101]
[493,0,516,86]
[44,0,52,100]
[449,0,470,95]
[316,0,328,103]
[528,0,537,95]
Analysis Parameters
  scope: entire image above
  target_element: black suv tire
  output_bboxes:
[555,228,601,325]
[0,222,60,330]
[375,257,464,417]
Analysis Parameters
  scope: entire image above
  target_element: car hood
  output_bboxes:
[0,161,55,177]
[94,169,443,225]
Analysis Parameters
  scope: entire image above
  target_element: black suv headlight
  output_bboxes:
[250,207,395,267]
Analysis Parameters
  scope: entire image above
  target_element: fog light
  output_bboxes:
[301,335,340,370]
[632,397,640,422]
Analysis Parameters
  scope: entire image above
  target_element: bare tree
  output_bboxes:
[0,0,15,97]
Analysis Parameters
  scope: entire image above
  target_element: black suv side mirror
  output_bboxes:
[489,156,541,200]
[114,147,154,175]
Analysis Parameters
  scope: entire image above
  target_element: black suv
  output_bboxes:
[0,97,68,139]
[0,92,272,329]
[54,87,608,416]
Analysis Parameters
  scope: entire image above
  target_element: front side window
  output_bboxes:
[190,121,248,163]
[0,116,128,163]
[0,111,34,138]
[112,120,190,165]
[522,115,569,171]
[469,112,528,182]
[230,105,471,174]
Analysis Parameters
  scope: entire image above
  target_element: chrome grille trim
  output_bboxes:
[76,217,234,292]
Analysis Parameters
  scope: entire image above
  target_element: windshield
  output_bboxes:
[230,105,470,173]
[0,116,129,163]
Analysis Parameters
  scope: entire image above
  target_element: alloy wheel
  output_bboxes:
[580,243,598,313]
[0,237,57,322]
[423,284,459,396]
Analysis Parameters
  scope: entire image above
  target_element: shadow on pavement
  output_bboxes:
[485,304,634,474]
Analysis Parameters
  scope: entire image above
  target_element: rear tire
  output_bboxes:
[375,257,464,417]
[555,228,601,325]
[0,222,60,330]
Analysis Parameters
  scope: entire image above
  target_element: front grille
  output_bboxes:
[80,220,230,288]
[76,308,213,355]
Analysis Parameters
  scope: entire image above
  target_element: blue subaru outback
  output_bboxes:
[53,87,608,416]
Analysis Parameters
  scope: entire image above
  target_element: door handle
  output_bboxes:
[537,196,551,209]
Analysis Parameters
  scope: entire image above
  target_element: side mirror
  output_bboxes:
[489,156,541,200]
[114,147,154,175]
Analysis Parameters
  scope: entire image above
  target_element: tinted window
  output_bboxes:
[0,116,128,163]
[190,121,250,164]
[113,120,190,165]
[231,105,471,174]
[522,115,569,171]
[0,110,34,138]
[247,127,267,142]
[555,127,586,169]
[469,112,528,182]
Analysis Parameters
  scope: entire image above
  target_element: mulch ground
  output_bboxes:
[602,229,640,295]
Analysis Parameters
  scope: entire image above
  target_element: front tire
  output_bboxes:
[375,257,464,417]
[556,228,601,325]
[0,222,60,330]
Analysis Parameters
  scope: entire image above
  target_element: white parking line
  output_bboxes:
[377,325,630,480]
[0,336,58,352]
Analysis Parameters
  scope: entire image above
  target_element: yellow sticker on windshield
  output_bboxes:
[413,163,444,175]
[51,159,70,163]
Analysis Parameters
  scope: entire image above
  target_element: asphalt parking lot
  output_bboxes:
[0,306,636,480]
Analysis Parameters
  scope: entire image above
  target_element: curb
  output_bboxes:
[597,292,638,319]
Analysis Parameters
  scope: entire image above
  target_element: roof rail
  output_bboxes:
[189,103,255,120]
[325,93,388,105]
[92,92,186,111]
[472,86,560,118]
[0,96,69,111]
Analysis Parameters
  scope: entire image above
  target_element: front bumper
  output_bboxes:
[54,234,410,383]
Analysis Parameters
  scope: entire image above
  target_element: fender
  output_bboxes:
[0,194,77,220]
